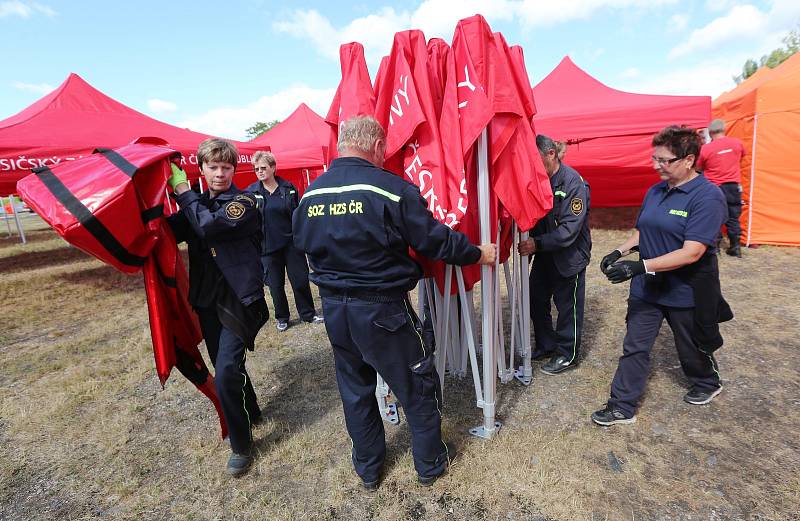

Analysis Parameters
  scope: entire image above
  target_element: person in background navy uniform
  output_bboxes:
[293,116,497,491]
[518,135,591,375]
[247,151,323,332]
[167,138,268,476]
[593,125,729,427]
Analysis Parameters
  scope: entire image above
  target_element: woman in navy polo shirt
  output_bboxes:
[592,126,729,426]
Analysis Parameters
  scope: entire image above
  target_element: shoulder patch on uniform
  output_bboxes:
[225,201,247,220]
[570,197,584,216]
[234,193,256,207]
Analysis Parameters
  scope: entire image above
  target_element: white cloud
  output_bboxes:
[669,5,768,58]
[669,1,800,59]
[147,98,177,113]
[11,81,54,94]
[0,1,55,18]
[620,67,640,79]
[618,58,741,97]
[275,0,678,66]
[668,13,689,32]
[178,85,335,141]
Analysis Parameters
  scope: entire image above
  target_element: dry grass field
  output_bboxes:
[1,210,799,520]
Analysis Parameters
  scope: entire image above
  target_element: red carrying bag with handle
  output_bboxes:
[17,139,228,438]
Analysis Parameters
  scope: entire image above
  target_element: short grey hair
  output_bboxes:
[337,115,386,155]
[709,119,726,134]
[536,134,557,155]
[253,150,276,167]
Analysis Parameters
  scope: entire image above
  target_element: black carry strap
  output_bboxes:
[94,148,138,177]
[33,166,146,268]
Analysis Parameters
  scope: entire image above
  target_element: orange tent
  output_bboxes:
[713,53,800,246]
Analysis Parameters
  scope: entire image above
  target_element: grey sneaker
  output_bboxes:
[276,320,289,332]
[683,385,723,405]
[591,405,636,426]
[226,452,253,477]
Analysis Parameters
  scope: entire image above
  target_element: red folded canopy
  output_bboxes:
[17,142,228,438]
[532,57,711,207]
[0,73,261,196]
[249,103,330,195]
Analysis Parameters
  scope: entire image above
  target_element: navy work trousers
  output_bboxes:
[321,295,449,482]
[530,254,586,362]
[263,245,317,322]
[608,297,721,417]
[197,307,260,454]
[719,182,742,245]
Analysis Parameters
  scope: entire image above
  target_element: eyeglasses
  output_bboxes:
[651,155,685,166]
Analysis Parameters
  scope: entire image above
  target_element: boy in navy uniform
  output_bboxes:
[293,116,496,490]
[167,138,268,476]
[518,135,591,375]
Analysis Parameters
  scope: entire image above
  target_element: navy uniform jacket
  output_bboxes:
[246,176,299,255]
[531,163,592,278]
[168,186,265,306]
[292,156,481,295]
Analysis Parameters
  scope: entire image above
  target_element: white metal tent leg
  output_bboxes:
[9,195,26,244]
[504,258,517,376]
[447,294,462,377]
[746,114,758,247]
[470,128,500,439]
[3,197,12,237]
[456,267,484,407]
[514,230,533,385]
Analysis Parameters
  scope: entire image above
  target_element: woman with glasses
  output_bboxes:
[591,125,732,426]
[248,151,323,332]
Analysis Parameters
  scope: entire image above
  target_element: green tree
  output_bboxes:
[734,27,799,84]
[245,119,280,139]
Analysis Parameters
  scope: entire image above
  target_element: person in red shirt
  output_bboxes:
[696,119,746,257]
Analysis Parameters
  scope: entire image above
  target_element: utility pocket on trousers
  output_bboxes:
[373,312,407,333]
[409,354,437,401]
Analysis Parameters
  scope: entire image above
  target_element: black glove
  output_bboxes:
[600,249,622,273]
[606,260,646,284]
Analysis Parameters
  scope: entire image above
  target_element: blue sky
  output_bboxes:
[2,0,798,140]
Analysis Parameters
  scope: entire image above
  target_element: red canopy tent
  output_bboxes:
[0,73,261,196]
[249,103,330,195]
[532,57,711,207]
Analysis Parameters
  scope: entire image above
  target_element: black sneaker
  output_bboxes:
[725,246,742,257]
[276,320,289,332]
[591,405,636,426]
[683,385,723,405]
[307,315,324,324]
[226,452,253,477]
[540,355,576,375]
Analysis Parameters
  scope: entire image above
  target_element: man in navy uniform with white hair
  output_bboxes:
[293,115,496,490]
[518,134,592,375]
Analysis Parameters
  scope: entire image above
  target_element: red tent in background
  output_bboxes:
[249,103,330,196]
[532,57,711,207]
[0,73,261,196]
